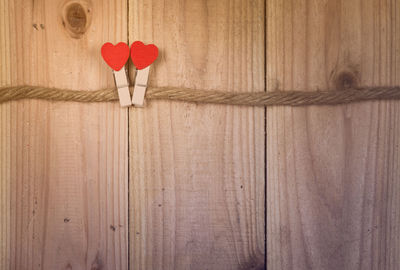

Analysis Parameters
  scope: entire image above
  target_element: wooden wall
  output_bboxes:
[0,0,129,269]
[128,0,265,269]
[0,0,11,268]
[2,0,400,269]
[0,0,265,269]
[267,0,400,269]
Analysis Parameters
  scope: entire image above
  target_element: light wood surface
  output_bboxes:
[7,0,400,269]
[0,0,12,269]
[1,0,129,269]
[128,0,266,269]
[267,0,400,269]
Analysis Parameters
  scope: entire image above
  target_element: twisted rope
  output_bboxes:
[1,85,400,106]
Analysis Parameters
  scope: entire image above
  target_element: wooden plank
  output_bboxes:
[128,0,265,269]
[267,0,400,269]
[1,0,129,269]
[0,0,12,269]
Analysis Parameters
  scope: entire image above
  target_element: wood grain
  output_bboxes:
[0,0,12,269]
[128,0,266,269]
[1,0,129,269]
[267,0,400,269]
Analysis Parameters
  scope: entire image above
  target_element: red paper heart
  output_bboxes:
[101,42,130,71]
[130,41,158,70]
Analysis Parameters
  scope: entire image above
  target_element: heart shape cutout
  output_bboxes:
[130,41,158,70]
[101,42,130,71]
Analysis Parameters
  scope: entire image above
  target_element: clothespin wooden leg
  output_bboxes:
[113,67,132,107]
[132,66,150,107]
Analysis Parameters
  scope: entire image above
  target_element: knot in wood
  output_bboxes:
[335,71,359,91]
[61,1,92,39]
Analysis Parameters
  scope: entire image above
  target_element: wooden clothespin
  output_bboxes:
[132,66,150,107]
[101,42,132,107]
[130,41,159,106]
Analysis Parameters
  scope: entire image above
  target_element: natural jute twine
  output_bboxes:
[1,85,400,106]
